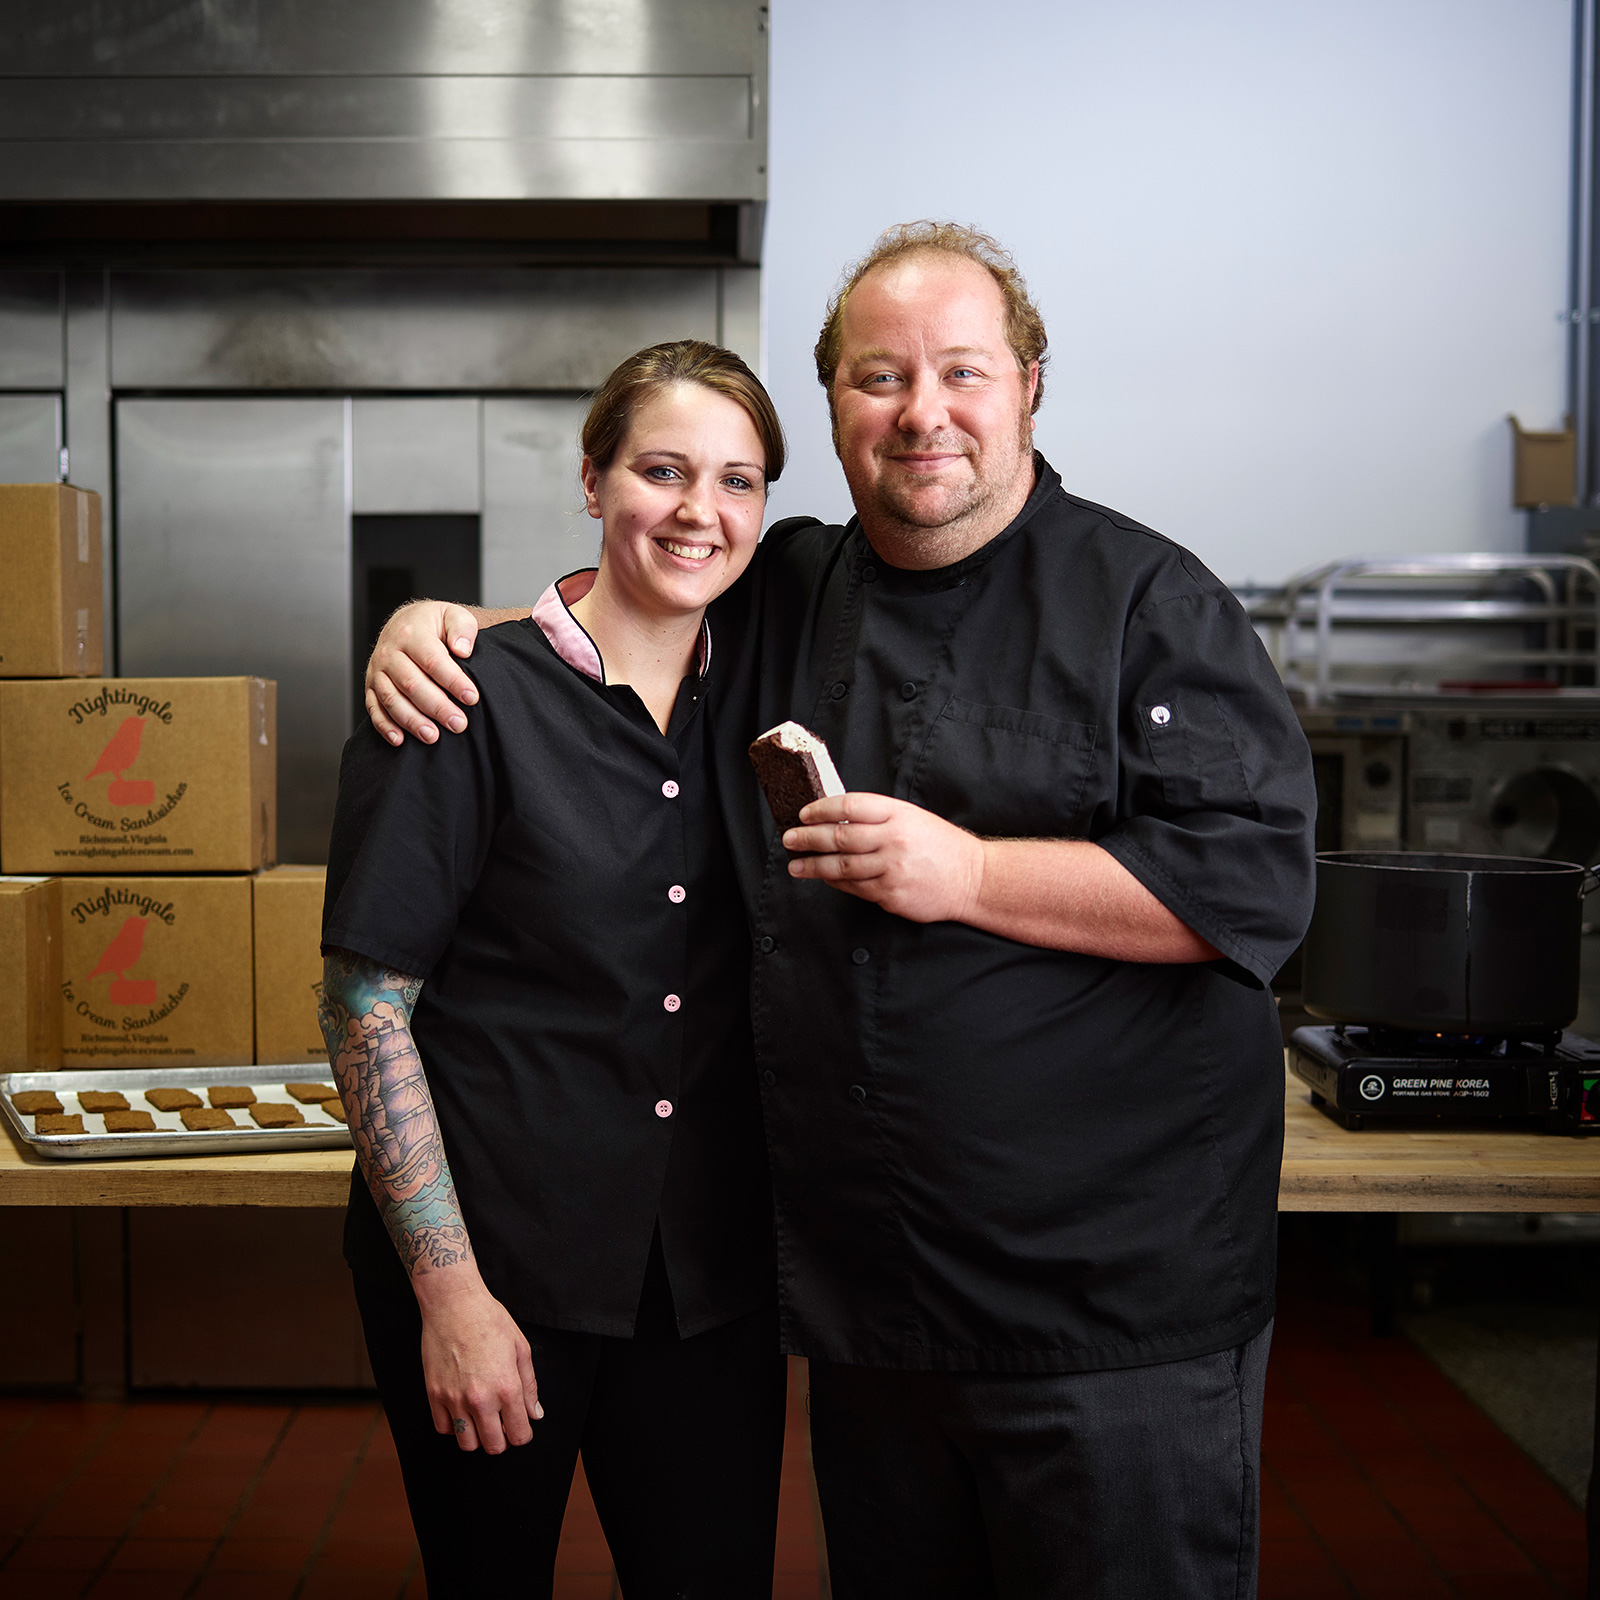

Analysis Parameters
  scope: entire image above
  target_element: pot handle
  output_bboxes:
[1585,865,1600,896]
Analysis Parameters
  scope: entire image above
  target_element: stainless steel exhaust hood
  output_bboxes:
[0,1,766,216]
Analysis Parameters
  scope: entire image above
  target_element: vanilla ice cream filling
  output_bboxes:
[760,721,845,796]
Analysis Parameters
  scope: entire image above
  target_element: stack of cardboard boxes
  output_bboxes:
[0,484,330,1077]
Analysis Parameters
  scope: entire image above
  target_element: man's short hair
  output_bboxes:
[813,221,1050,415]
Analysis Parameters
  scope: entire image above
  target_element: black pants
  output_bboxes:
[351,1232,786,1600]
[809,1320,1273,1600]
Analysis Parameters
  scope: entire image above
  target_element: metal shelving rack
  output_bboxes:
[1246,554,1600,705]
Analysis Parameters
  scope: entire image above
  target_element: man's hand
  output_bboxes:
[785,793,1220,963]
[415,1264,543,1454]
[784,794,985,923]
[365,600,484,747]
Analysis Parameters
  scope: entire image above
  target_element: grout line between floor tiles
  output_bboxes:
[289,1403,384,1600]
[395,1542,421,1600]
[1259,1456,1361,1600]
[1281,1353,1468,1597]
[80,1402,215,1597]
[0,1401,45,1464]
[0,1402,128,1582]
[181,1404,299,1600]
[1337,1332,1583,1591]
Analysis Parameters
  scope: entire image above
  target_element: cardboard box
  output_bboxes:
[1509,415,1577,508]
[59,876,254,1068]
[0,876,62,1070]
[0,676,276,874]
[0,484,104,677]
[253,865,329,1066]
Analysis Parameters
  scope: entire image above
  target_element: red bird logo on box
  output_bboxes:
[89,916,158,1006]
[86,716,155,807]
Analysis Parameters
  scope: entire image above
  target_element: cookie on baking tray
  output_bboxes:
[249,1102,304,1129]
[78,1091,129,1112]
[145,1087,202,1112]
[285,1082,337,1104]
[104,1109,157,1133]
[207,1086,255,1108]
[319,1099,348,1124]
[35,1113,84,1135]
[12,1091,62,1116]
[181,1106,237,1132]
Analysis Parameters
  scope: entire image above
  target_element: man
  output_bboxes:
[367,222,1316,1599]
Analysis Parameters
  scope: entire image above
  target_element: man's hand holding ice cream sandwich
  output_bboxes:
[783,794,986,925]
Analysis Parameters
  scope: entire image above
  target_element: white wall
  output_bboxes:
[762,0,1572,586]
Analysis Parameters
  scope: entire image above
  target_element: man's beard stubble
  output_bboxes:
[842,403,1035,538]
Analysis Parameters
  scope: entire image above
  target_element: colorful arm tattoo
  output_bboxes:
[318,948,473,1277]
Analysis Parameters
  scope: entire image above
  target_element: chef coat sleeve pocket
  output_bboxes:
[909,698,1097,836]
[1140,693,1259,820]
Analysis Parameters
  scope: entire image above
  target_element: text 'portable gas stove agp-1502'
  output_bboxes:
[1289,1023,1600,1133]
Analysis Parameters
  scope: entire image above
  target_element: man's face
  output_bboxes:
[831,253,1038,553]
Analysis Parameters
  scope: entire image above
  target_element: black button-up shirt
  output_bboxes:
[708,456,1316,1373]
[324,619,772,1338]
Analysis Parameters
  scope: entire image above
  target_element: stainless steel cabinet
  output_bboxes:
[0,392,61,482]
[483,397,591,605]
[114,392,595,862]
[115,398,350,863]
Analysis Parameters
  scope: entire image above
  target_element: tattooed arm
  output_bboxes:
[320,948,542,1453]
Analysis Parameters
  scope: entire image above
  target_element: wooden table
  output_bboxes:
[0,1123,354,1206]
[1279,1067,1600,1212]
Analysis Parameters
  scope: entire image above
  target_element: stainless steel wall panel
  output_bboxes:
[0,0,763,77]
[111,269,720,389]
[0,136,763,204]
[352,398,480,514]
[0,76,752,144]
[482,397,590,607]
[64,272,113,668]
[719,266,761,372]
[0,393,62,482]
[115,398,349,863]
[0,273,64,387]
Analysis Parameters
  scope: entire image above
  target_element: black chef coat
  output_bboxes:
[323,619,773,1339]
[706,455,1316,1374]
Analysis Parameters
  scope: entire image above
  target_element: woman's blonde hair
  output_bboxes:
[581,340,787,483]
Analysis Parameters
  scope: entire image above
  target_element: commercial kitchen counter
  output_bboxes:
[4,1065,1596,1211]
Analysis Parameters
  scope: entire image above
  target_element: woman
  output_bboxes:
[318,340,787,1599]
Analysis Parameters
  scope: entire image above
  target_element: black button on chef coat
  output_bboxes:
[706,455,1316,1374]
[323,619,773,1339]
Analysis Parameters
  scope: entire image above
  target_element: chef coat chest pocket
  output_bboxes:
[1142,693,1258,817]
[908,698,1097,835]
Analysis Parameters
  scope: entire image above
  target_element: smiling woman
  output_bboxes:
[319,338,790,1599]
[570,374,772,730]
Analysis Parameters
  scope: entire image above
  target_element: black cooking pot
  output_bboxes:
[1302,851,1598,1036]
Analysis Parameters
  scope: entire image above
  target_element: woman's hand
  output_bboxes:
[415,1265,543,1454]
[364,600,484,747]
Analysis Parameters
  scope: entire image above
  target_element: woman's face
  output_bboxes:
[582,382,767,620]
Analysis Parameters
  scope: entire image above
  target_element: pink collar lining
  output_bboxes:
[529,569,711,685]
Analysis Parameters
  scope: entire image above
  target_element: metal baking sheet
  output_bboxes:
[2,1065,353,1160]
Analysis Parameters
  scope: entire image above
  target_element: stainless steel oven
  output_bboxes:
[1297,709,1410,853]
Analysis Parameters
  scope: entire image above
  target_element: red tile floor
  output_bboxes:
[0,1301,1587,1599]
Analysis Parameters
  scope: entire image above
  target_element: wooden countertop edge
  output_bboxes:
[0,1169,353,1206]
[1278,1169,1600,1211]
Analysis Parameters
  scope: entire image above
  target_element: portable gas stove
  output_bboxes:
[1288,1024,1600,1133]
